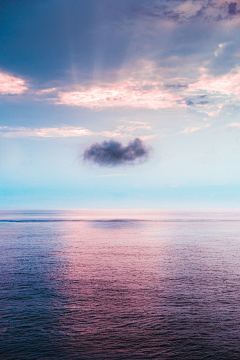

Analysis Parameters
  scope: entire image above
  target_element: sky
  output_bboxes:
[1,0,240,209]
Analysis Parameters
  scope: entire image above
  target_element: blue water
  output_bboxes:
[1,210,240,359]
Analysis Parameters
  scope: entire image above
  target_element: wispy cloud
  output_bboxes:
[100,121,154,139]
[0,122,156,139]
[0,72,28,94]
[37,87,57,94]
[181,123,211,134]
[0,126,92,138]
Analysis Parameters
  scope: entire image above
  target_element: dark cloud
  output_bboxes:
[198,101,209,105]
[228,2,238,15]
[83,138,150,166]
[187,100,194,106]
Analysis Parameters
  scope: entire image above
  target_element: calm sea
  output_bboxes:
[1,210,240,360]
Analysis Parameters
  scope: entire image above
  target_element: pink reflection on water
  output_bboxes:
[2,210,240,358]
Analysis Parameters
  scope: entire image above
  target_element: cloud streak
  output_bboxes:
[0,122,155,139]
[83,138,150,166]
[0,126,92,138]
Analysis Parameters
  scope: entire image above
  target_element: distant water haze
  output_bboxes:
[2,209,240,221]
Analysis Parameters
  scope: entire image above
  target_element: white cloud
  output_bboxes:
[0,126,92,138]
[0,72,28,94]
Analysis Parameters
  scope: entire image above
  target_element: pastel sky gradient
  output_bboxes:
[1,0,240,208]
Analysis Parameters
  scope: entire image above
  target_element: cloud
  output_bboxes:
[116,0,240,23]
[0,122,156,140]
[228,2,238,15]
[181,123,211,134]
[99,121,154,139]
[197,100,209,105]
[187,68,240,99]
[58,79,181,110]
[226,122,240,127]
[38,87,57,94]
[43,60,239,118]
[0,72,28,94]
[0,126,92,138]
[83,138,151,166]
[186,100,194,106]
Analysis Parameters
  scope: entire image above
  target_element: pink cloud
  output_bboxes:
[0,72,28,94]
[188,69,240,98]
[38,87,57,94]
[227,123,240,128]
[58,80,182,109]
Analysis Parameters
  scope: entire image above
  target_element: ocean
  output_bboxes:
[1,210,240,359]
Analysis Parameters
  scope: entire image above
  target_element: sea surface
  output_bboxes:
[1,210,240,360]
